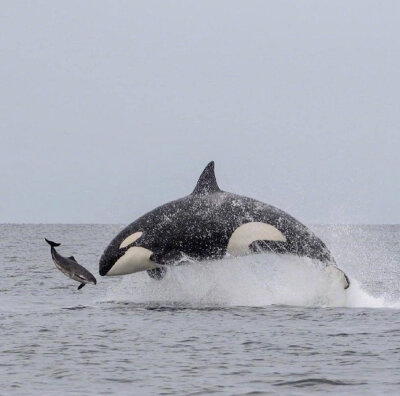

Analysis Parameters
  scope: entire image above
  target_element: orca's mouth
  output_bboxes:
[99,253,116,276]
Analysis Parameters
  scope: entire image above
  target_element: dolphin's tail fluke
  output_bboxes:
[45,238,61,248]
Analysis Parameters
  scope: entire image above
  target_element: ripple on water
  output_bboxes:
[1,224,400,395]
[274,378,367,387]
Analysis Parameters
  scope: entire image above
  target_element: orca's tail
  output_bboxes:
[45,238,61,248]
[324,266,350,290]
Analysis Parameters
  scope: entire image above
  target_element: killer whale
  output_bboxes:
[99,162,349,289]
[45,239,97,290]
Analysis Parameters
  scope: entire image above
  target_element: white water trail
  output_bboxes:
[103,254,400,309]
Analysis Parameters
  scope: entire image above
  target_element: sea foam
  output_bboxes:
[104,254,400,309]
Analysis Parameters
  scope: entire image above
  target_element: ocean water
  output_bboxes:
[1,224,399,395]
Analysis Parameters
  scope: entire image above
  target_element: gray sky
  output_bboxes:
[1,1,399,224]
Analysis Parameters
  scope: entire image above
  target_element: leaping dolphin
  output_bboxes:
[45,239,97,290]
[99,162,350,289]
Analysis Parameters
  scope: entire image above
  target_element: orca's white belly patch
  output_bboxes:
[227,222,286,256]
[107,246,157,276]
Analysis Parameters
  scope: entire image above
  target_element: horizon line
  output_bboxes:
[1,222,399,226]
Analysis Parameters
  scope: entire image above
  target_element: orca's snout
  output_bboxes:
[99,247,126,276]
[99,253,112,276]
[99,242,127,276]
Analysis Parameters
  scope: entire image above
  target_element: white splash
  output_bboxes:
[103,254,400,309]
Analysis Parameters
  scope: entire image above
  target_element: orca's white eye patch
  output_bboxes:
[120,231,143,249]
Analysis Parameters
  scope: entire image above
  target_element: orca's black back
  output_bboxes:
[110,191,333,263]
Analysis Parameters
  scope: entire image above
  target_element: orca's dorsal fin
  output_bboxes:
[192,161,221,195]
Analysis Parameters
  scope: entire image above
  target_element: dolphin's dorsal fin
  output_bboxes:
[69,256,77,262]
[192,161,221,195]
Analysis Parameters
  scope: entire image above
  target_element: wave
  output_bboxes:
[102,254,400,309]
[274,378,366,387]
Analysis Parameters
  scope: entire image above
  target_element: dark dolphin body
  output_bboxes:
[99,162,350,289]
[45,239,97,290]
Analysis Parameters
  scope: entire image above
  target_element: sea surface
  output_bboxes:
[1,224,400,395]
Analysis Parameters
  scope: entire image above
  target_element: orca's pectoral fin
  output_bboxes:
[147,267,167,280]
[150,250,184,265]
[77,283,85,290]
[147,250,188,280]
[249,240,288,255]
